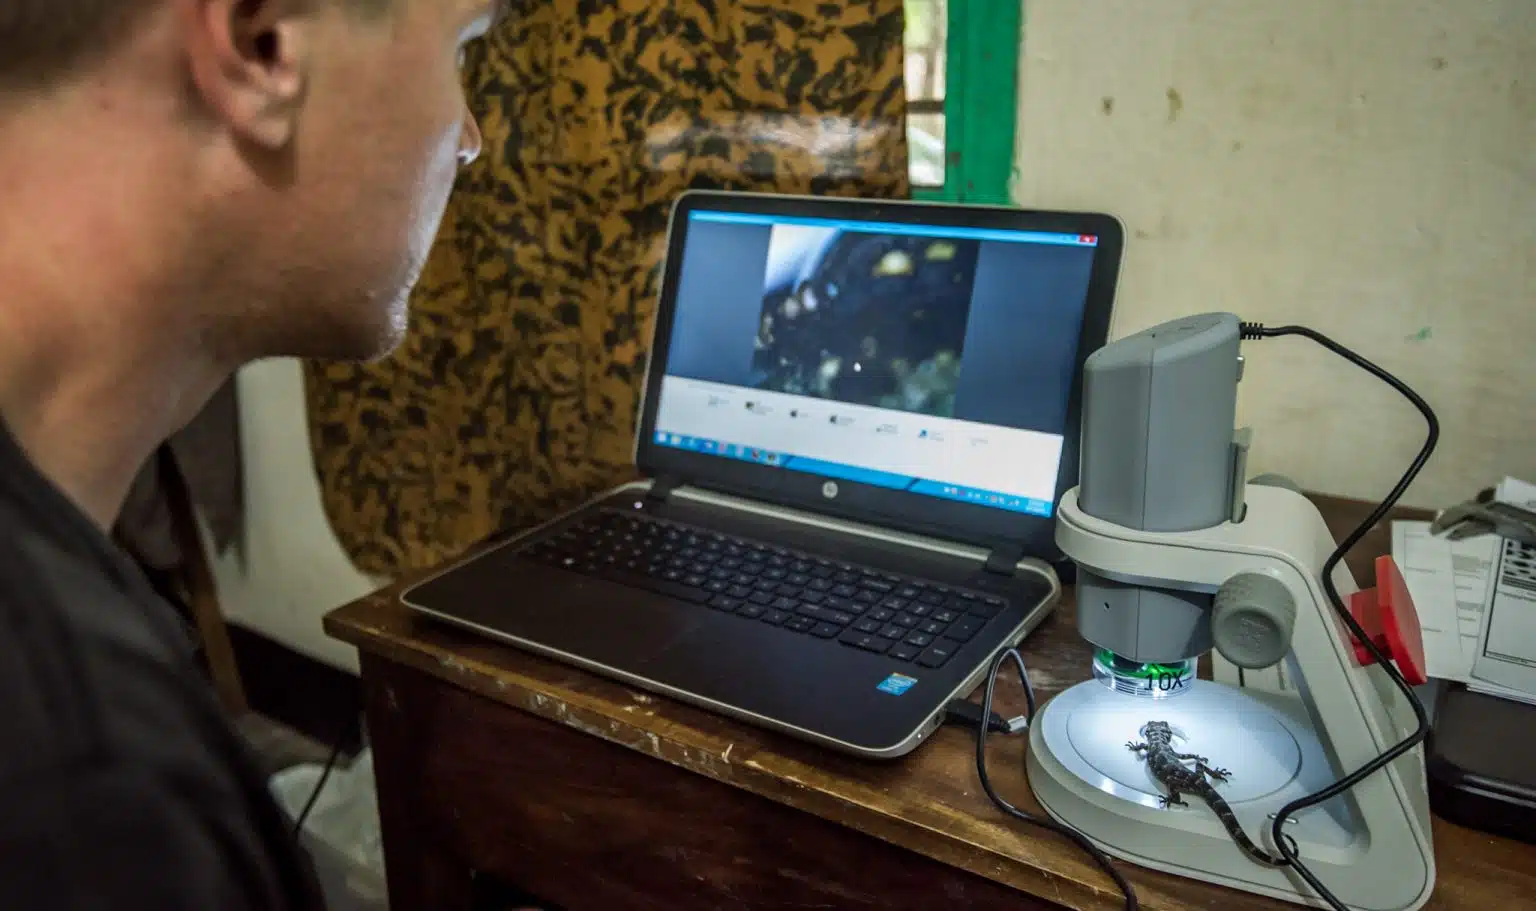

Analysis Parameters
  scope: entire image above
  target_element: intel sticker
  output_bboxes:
[877,673,918,696]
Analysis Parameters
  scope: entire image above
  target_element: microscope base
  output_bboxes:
[1027,680,1430,911]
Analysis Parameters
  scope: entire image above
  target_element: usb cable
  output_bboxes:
[943,699,1028,734]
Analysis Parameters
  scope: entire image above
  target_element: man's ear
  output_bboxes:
[179,0,313,149]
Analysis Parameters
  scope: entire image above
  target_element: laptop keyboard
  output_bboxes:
[519,508,1008,669]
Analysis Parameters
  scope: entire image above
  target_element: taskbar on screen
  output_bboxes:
[652,431,1054,517]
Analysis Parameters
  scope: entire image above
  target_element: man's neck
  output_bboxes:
[0,96,228,530]
[0,343,226,532]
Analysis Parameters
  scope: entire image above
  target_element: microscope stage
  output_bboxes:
[1030,679,1357,860]
[1059,682,1306,810]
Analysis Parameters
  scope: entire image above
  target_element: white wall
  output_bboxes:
[1012,0,1534,508]
[206,359,385,672]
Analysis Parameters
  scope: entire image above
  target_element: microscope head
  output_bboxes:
[1066,313,1294,683]
[1078,312,1243,535]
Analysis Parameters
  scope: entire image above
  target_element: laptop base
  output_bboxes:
[403,481,1059,759]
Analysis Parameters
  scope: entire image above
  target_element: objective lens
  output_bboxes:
[1092,649,1195,698]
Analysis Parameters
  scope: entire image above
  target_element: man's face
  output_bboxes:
[223,0,496,362]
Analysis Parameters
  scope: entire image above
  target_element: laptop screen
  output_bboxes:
[650,209,1099,519]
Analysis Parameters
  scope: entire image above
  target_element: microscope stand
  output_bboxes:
[1027,485,1436,911]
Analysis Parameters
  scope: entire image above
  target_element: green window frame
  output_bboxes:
[908,0,1023,205]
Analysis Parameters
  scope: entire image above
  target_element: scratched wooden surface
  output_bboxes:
[326,495,1536,911]
[360,655,1061,910]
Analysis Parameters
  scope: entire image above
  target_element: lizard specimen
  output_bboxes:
[1128,720,1288,866]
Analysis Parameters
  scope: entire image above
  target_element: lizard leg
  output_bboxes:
[1127,741,1149,754]
[1198,763,1232,782]
[1159,788,1187,808]
[1173,751,1208,763]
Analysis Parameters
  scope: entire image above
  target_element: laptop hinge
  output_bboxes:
[646,475,683,503]
[984,542,1027,577]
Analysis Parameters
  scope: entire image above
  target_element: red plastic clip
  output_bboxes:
[1347,556,1429,686]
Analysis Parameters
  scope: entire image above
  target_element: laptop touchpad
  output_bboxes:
[404,554,696,668]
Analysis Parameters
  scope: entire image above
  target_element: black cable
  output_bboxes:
[944,700,1017,733]
[291,715,359,841]
[1240,322,1438,911]
[973,647,1139,911]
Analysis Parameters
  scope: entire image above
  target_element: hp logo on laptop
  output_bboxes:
[822,481,840,499]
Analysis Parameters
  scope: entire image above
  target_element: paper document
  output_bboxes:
[1391,521,1491,679]
[1391,521,1536,705]
[1497,476,1536,513]
[1469,537,1536,702]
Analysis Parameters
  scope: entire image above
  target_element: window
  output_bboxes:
[904,0,1023,204]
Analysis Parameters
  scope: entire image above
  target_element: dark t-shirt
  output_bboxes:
[0,420,323,909]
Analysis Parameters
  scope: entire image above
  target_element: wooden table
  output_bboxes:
[325,498,1536,911]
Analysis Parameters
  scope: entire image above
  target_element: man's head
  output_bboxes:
[0,0,497,364]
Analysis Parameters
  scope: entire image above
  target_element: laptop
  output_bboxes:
[402,191,1122,759]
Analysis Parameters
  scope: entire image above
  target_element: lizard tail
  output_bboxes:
[1211,796,1289,867]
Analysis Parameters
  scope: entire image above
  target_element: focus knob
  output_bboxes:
[1212,572,1296,669]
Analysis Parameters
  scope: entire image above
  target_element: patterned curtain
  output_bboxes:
[305,0,910,575]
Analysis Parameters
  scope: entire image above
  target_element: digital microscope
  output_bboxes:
[1027,313,1436,910]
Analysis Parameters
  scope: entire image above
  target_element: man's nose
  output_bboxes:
[458,107,483,167]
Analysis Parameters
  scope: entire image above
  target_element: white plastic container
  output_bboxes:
[271,751,389,911]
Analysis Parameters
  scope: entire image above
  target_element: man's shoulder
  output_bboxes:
[0,520,325,911]
[0,514,207,784]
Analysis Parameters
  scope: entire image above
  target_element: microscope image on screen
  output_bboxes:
[750,225,981,419]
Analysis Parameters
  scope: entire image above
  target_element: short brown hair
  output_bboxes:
[0,1,160,93]
[0,0,392,95]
